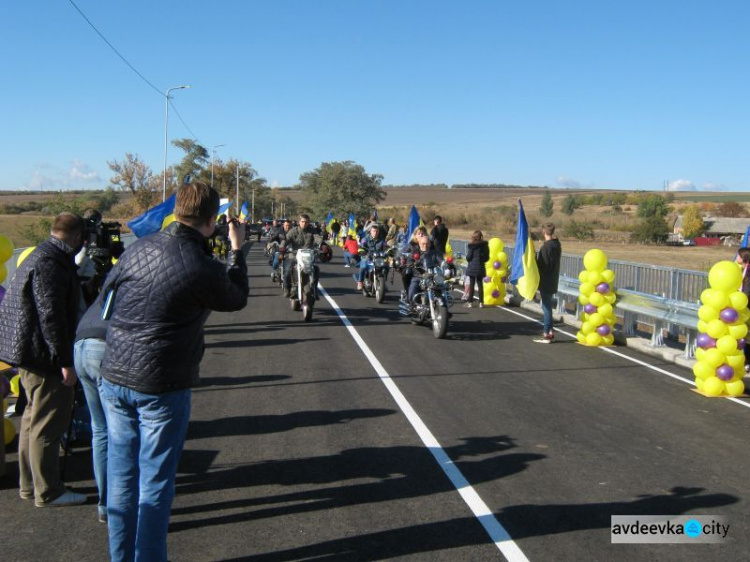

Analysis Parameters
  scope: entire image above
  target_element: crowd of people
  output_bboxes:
[0,198,564,561]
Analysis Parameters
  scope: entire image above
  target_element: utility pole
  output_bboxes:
[251,189,256,223]
[235,165,240,215]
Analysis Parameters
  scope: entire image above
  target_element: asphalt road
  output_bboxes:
[1,240,749,561]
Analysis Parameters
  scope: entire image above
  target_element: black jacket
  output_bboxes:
[0,236,81,376]
[430,224,449,255]
[101,222,248,394]
[283,225,316,251]
[536,238,562,294]
[465,240,490,278]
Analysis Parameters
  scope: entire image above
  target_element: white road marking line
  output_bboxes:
[496,300,750,411]
[318,284,530,562]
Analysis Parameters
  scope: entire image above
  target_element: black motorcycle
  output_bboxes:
[360,250,389,303]
[288,248,319,322]
[399,259,457,338]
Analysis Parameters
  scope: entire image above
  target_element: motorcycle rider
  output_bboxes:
[357,223,388,291]
[402,226,440,305]
[269,219,291,279]
[281,214,318,297]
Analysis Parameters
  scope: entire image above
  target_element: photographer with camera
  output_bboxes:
[78,209,124,304]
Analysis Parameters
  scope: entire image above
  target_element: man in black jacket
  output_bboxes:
[281,213,317,297]
[430,215,449,259]
[534,222,562,343]
[0,212,87,507]
[99,182,248,562]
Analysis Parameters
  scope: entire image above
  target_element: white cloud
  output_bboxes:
[69,159,101,183]
[702,182,726,192]
[556,175,582,188]
[667,179,697,191]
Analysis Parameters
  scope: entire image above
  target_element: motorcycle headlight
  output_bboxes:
[374,257,385,268]
[433,274,445,285]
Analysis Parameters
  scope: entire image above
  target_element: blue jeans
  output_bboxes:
[540,292,555,334]
[100,379,191,562]
[74,338,108,517]
[358,259,371,282]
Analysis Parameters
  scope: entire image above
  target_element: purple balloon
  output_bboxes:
[0,285,5,304]
[696,333,717,349]
[0,375,9,399]
[596,282,611,294]
[596,324,611,336]
[720,307,739,324]
[584,303,597,314]
[716,364,735,381]
[492,261,502,270]
[483,276,492,283]
[739,338,747,350]
[491,289,501,298]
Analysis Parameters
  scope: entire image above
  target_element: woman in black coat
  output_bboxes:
[464,230,490,307]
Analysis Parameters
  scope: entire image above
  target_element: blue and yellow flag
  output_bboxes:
[509,200,540,300]
[348,212,357,237]
[217,201,232,218]
[239,201,249,221]
[325,211,334,226]
[127,194,176,238]
[405,205,422,246]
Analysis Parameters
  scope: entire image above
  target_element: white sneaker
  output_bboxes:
[36,489,86,508]
[344,264,351,268]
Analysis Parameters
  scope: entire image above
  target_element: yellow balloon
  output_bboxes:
[604,293,617,304]
[583,249,607,272]
[589,292,605,307]
[703,348,725,368]
[706,319,728,339]
[693,360,714,379]
[10,374,20,396]
[726,353,745,370]
[3,417,15,445]
[694,376,705,391]
[496,251,507,264]
[488,237,503,254]
[17,246,35,267]
[587,271,602,285]
[729,291,749,311]
[695,347,706,362]
[581,321,594,335]
[578,294,589,306]
[586,332,602,346]
[728,323,748,340]
[702,376,725,397]
[498,268,508,278]
[716,335,739,355]
[697,320,709,333]
[725,379,745,397]
[602,334,614,346]
[705,290,729,311]
[580,282,594,296]
[708,261,742,293]
[578,270,588,283]
[0,235,13,263]
[576,331,586,343]
[0,263,6,284]
[589,313,603,326]
[700,289,714,306]
[598,303,613,317]
[740,309,750,323]
[698,305,719,323]
[601,269,615,283]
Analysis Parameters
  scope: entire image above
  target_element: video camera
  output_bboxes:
[83,210,125,279]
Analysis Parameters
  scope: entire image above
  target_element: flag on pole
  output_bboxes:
[325,211,333,226]
[239,201,249,221]
[741,225,750,248]
[217,201,232,218]
[509,200,540,300]
[348,212,357,237]
[127,194,176,238]
[405,205,422,246]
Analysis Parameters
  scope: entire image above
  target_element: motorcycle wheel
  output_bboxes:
[432,303,448,338]
[375,277,385,303]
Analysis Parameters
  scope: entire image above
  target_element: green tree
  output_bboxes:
[717,201,748,218]
[631,216,670,243]
[172,138,209,186]
[20,218,53,245]
[636,194,671,218]
[680,205,706,239]
[562,195,577,215]
[539,191,554,217]
[562,219,594,240]
[299,161,386,219]
[108,153,158,211]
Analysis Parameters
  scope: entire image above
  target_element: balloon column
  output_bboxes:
[483,237,508,306]
[576,249,617,346]
[0,234,13,288]
[693,261,748,397]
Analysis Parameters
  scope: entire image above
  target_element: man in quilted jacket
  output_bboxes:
[0,212,87,507]
[99,182,248,562]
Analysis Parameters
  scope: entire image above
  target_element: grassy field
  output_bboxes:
[0,187,746,270]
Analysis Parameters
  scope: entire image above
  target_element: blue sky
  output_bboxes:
[1,1,748,192]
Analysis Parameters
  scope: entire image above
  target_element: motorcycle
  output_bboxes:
[399,258,458,338]
[360,250,389,303]
[288,248,319,322]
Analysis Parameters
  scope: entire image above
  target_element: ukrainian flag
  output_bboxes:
[127,194,176,238]
[509,200,540,300]
[405,205,422,246]
[348,212,357,237]
[217,201,232,218]
[239,201,249,221]
[325,211,333,226]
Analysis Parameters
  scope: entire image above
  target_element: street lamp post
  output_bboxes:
[211,144,225,189]
[163,85,191,201]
